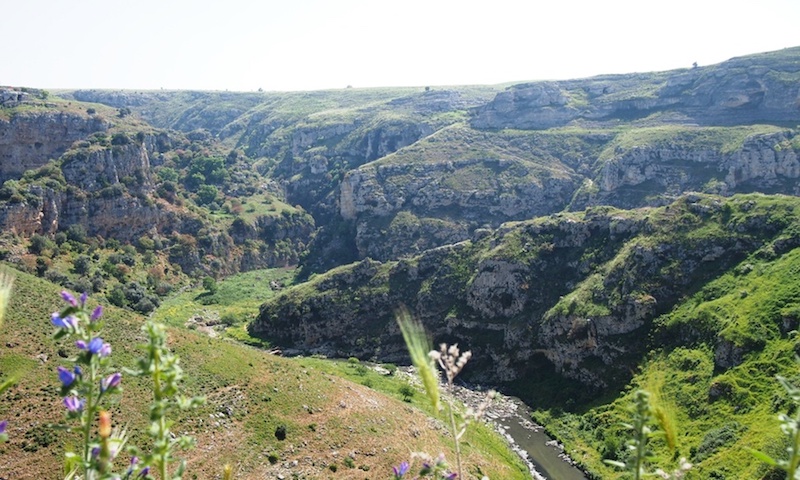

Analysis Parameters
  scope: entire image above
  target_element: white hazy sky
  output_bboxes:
[3,0,799,92]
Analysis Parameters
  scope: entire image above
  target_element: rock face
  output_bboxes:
[333,124,800,263]
[572,129,800,209]
[0,135,161,241]
[340,157,580,260]
[472,47,800,130]
[253,194,800,390]
[0,112,108,183]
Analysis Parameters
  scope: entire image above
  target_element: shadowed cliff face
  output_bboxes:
[252,194,800,392]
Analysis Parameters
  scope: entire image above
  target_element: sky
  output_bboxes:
[3,0,799,92]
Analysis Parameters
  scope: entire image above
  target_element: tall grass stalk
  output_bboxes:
[396,307,490,479]
[396,307,439,412]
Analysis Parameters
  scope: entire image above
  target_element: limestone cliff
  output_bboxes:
[253,194,800,391]
[472,47,800,130]
[332,124,800,263]
[0,111,108,183]
[0,134,162,240]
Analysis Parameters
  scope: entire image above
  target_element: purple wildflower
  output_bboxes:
[91,305,103,322]
[77,337,111,356]
[88,337,104,354]
[393,461,409,478]
[91,446,100,458]
[137,466,150,478]
[444,473,457,479]
[0,420,7,434]
[52,313,78,329]
[80,292,88,306]
[57,366,76,387]
[61,291,78,307]
[125,456,139,478]
[63,396,84,412]
[420,462,432,475]
[101,372,122,392]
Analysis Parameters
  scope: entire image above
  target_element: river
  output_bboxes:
[496,405,587,480]
[452,384,588,480]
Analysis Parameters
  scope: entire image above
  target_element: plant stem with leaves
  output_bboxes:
[133,320,204,480]
[752,369,800,479]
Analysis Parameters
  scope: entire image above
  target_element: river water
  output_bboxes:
[452,384,587,480]
[496,407,587,480]
[394,368,588,479]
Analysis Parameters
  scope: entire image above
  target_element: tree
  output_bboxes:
[202,276,218,295]
[196,185,218,206]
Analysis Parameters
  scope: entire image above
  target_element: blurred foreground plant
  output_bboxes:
[49,290,205,480]
[51,290,133,479]
[0,270,13,444]
[605,389,690,480]
[396,307,493,480]
[751,360,800,479]
[130,320,205,480]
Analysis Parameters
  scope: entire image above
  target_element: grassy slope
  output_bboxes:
[0,267,530,479]
[533,219,800,478]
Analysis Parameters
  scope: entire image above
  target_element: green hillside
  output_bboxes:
[0,268,530,479]
[253,193,800,478]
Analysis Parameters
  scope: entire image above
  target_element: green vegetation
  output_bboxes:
[254,192,800,478]
[597,125,787,161]
[0,267,530,479]
[152,267,295,345]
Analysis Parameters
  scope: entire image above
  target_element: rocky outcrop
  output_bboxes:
[335,124,800,263]
[254,194,800,390]
[61,141,155,194]
[0,136,160,240]
[339,155,581,261]
[0,111,108,183]
[472,47,800,130]
[228,212,316,267]
[572,129,800,209]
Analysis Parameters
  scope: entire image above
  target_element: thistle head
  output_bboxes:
[435,342,472,386]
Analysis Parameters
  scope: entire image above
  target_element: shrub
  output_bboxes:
[196,185,218,206]
[111,133,130,146]
[133,297,156,314]
[202,276,218,294]
[73,255,92,275]
[66,225,87,244]
[399,384,415,402]
[220,313,239,326]
[29,234,53,255]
